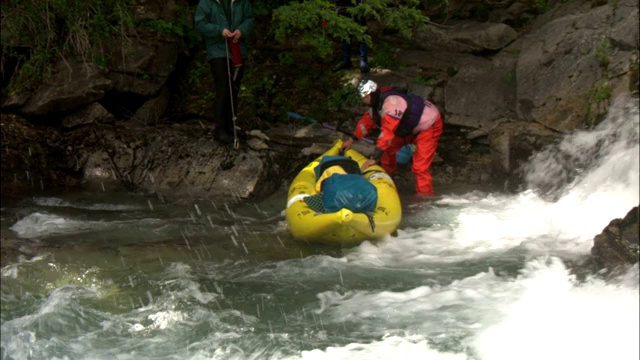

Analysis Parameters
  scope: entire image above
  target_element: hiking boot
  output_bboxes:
[214,129,235,145]
[235,129,248,140]
[359,59,370,73]
[332,60,352,73]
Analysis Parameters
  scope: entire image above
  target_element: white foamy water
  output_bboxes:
[474,260,639,360]
[8,212,169,239]
[1,98,638,360]
[32,196,144,211]
[8,212,107,238]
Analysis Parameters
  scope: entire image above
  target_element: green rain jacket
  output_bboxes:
[194,0,255,60]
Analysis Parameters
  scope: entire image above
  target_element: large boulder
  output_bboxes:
[106,28,182,97]
[414,21,518,54]
[75,121,321,201]
[591,206,639,277]
[516,0,639,132]
[0,114,80,197]
[16,62,113,116]
[487,120,561,191]
[444,51,519,130]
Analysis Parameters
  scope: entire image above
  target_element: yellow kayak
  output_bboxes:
[285,139,402,245]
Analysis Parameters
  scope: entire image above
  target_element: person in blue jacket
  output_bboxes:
[195,0,255,145]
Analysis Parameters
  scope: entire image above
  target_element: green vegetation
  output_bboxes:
[504,71,514,83]
[327,84,361,111]
[1,0,444,123]
[1,0,135,95]
[245,0,435,122]
[411,76,438,86]
[534,0,549,14]
[271,0,429,60]
[589,80,611,103]
[586,79,611,128]
[595,38,614,68]
[371,40,397,69]
[187,59,209,86]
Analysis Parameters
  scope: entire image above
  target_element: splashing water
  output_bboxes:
[1,98,638,359]
[525,96,639,201]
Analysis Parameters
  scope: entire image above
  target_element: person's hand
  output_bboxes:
[361,159,376,170]
[340,138,354,153]
[232,30,242,42]
[222,29,233,38]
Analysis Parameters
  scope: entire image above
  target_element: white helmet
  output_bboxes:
[357,79,377,98]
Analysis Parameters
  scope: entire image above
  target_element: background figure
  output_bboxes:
[195,0,255,145]
[341,80,443,196]
[332,0,369,73]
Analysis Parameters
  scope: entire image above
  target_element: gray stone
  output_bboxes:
[61,103,115,129]
[21,62,112,115]
[130,86,170,125]
[591,206,640,277]
[414,21,518,53]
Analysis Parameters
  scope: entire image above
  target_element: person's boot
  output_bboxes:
[332,59,352,72]
[214,127,234,145]
[332,42,352,73]
[359,42,370,73]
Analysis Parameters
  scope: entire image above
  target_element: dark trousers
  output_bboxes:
[336,7,367,62]
[209,58,245,134]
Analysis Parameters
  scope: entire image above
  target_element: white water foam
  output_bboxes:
[32,196,144,211]
[311,97,640,359]
[2,99,638,360]
[304,258,638,360]
[8,212,167,239]
[347,97,639,267]
[293,334,467,360]
[9,212,111,238]
[473,259,639,360]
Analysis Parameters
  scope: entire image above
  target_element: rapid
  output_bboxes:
[1,97,638,360]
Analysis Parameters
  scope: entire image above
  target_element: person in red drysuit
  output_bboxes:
[341,79,443,195]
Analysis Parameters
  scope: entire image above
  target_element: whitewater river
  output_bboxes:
[1,98,638,360]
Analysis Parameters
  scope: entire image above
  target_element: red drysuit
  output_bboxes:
[353,89,443,195]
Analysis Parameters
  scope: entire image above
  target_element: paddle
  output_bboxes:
[287,111,374,144]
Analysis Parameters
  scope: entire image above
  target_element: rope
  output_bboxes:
[224,39,240,149]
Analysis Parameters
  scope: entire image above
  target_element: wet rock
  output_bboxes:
[61,103,116,129]
[413,21,518,54]
[591,206,640,277]
[106,28,181,97]
[20,62,113,116]
[488,120,561,191]
[130,86,171,125]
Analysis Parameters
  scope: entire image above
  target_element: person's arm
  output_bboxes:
[361,113,400,169]
[195,1,226,40]
[353,109,377,139]
[234,1,255,40]
[375,113,400,152]
[340,110,377,152]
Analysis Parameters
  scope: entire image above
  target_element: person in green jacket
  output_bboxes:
[195,0,255,145]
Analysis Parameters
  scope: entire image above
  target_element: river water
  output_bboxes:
[1,97,638,360]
